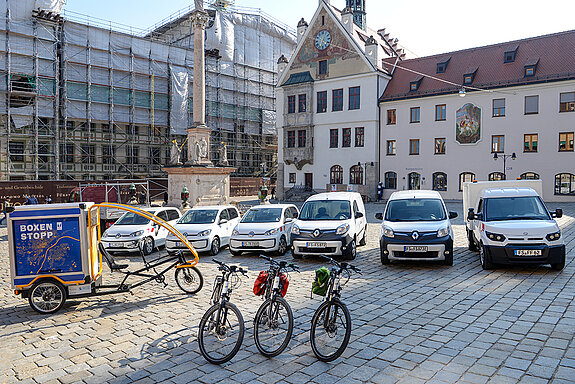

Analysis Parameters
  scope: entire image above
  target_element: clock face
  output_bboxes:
[314,30,332,50]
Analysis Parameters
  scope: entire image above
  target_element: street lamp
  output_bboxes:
[493,152,516,180]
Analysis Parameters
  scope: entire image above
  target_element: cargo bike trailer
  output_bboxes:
[8,202,203,314]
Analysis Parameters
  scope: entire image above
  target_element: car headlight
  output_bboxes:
[232,229,239,236]
[336,223,349,235]
[382,226,394,238]
[198,229,211,237]
[486,231,506,242]
[265,228,279,236]
[130,230,144,237]
[546,231,561,241]
[291,224,300,235]
[437,227,449,238]
[102,229,109,238]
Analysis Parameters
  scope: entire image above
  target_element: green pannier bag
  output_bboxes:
[312,267,330,296]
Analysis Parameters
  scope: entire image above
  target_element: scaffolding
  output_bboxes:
[0,0,296,181]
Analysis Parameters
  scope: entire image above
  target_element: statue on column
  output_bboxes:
[218,142,229,166]
[194,0,204,12]
[170,139,182,165]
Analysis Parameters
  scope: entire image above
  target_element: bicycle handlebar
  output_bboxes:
[259,255,300,272]
[212,259,248,276]
[319,255,361,275]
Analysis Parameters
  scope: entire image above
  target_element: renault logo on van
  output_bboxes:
[313,229,321,238]
[411,231,420,240]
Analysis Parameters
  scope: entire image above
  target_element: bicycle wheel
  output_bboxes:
[254,296,293,357]
[310,298,352,362]
[175,266,203,294]
[198,302,245,364]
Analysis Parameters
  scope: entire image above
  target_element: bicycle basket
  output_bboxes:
[279,272,289,297]
[312,267,330,296]
[253,270,268,296]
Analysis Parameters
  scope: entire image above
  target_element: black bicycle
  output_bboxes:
[310,255,361,362]
[253,255,299,357]
[198,259,248,364]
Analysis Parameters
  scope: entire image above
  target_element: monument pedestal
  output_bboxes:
[163,166,236,208]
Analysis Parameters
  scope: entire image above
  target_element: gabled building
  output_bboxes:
[276,0,405,200]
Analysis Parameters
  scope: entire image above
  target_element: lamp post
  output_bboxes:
[493,152,516,180]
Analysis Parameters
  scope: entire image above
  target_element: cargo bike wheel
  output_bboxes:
[28,280,67,314]
[174,266,203,294]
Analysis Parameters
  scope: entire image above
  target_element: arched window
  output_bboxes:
[384,171,397,189]
[459,172,475,191]
[432,172,447,191]
[349,165,363,185]
[330,165,343,184]
[489,172,505,181]
[520,172,540,180]
[408,172,420,190]
[555,173,575,195]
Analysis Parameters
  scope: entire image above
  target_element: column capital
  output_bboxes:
[191,10,210,29]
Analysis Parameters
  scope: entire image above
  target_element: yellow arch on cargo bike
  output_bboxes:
[88,203,199,281]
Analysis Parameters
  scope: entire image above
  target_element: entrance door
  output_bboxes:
[304,173,313,190]
[408,172,421,190]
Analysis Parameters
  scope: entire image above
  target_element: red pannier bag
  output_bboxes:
[253,271,268,296]
[279,272,289,297]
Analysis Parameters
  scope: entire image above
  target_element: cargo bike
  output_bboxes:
[7,202,203,314]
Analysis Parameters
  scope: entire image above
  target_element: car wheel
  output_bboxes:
[209,236,220,256]
[380,245,390,265]
[359,227,367,246]
[480,243,493,270]
[344,239,356,260]
[142,237,154,255]
[467,229,479,252]
[275,236,288,256]
[550,255,565,271]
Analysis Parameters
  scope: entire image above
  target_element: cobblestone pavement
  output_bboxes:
[1,202,574,384]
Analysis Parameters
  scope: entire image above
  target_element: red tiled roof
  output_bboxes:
[380,29,575,102]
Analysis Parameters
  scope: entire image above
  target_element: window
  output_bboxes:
[355,127,364,147]
[38,143,49,163]
[459,172,475,191]
[410,107,420,123]
[435,138,446,154]
[384,171,397,189]
[504,49,517,63]
[410,77,422,91]
[329,129,338,148]
[492,135,504,153]
[288,95,296,114]
[463,69,477,85]
[59,144,74,164]
[559,132,574,151]
[560,92,575,112]
[332,89,343,111]
[432,172,447,191]
[435,104,446,121]
[81,144,95,163]
[330,165,343,184]
[103,145,115,164]
[319,60,328,75]
[317,91,327,113]
[228,208,239,220]
[524,134,538,152]
[9,141,24,162]
[298,130,307,147]
[409,139,420,155]
[349,86,360,110]
[102,124,111,133]
[287,131,296,148]
[555,173,575,195]
[289,173,296,183]
[489,172,505,181]
[436,60,449,73]
[387,109,396,125]
[126,146,139,164]
[349,165,363,185]
[493,98,506,117]
[520,172,540,180]
[342,128,351,147]
[298,94,306,112]
[524,66,535,77]
[386,140,396,155]
[525,95,539,114]
[408,172,420,190]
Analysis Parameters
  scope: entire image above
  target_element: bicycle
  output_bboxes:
[253,255,299,357]
[310,255,361,362]
[198,259,248,364]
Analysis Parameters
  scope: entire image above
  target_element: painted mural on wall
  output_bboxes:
[456,103,481,144]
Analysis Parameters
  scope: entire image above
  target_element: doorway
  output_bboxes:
[305,173,313,190]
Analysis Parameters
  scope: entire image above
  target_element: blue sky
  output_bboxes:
[63,0,575,57]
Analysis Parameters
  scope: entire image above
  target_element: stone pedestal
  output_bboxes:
[163,166,236,208]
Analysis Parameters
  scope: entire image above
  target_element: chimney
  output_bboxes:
[297,18,308,44]
[341,7,354,34]
[277,55,289,75]
[365,35,378,67]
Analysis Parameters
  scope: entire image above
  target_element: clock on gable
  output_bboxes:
[314,30,332,50]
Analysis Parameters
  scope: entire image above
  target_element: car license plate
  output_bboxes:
[514,249,542,256]
[404,246,428,252]
[306,242,327,248]
[109,242,123,248]
[242,241,259,247]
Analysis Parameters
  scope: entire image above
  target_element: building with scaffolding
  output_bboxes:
[0,0,296,181]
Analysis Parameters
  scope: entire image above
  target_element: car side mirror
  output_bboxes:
[449,211,458,219]
[467,208,475,221]
[375,212,383,220]
[293,212,298,218]
[552,208,563,218]
[355,212,364,219]
[219,218,228,225]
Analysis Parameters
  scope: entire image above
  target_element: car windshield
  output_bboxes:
[484,196,551,221]
[115,211,153,225]
[299,200,351,221]
[241,208,282,223]
[385,198,447,222]
[179,209,218,224]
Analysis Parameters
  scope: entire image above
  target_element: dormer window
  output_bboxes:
[524,58,539,77]
[436,57,451,74]
[410,76,423,92]
[504,45,518,63]
[463,67,478,85]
